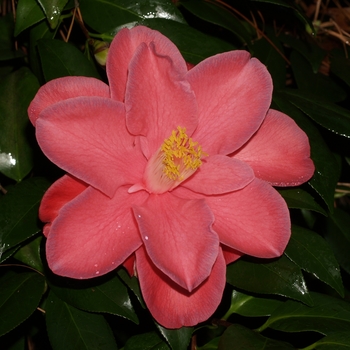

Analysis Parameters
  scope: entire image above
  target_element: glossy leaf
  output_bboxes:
[219,324,294,349]
[226,289,284,317]
[143,18,235,64]
[310,332,350,349]
[260,292,350,334]
[37,39,100,81]
[50,274,138,323]
[278,188,327,215]
[124,331,170,350]
[285,226,344,297]
[0,67,39,181]
[0,177,50,253]
[226,255,312,305]
[36,0,69,29]
[15,0,46,36]
[324,208,350,275]
[273,93,340,213]
[179,0,252,45]
[279,89,350,138]
[80,0,185,34]
[156,323,193,350]
[46,291,118,350]
[0,270,45,336]
[118,268,145,308]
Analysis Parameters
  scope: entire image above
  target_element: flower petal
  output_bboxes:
[222,245,243,265]
[132,192,219,292]
[28,77,109,126]
[187,51,272,155]
[36,97,147,197]
[125,41,198,157]
[107,26,188,101]
[234,109,315,186]
[136,246,226,328]
[46,186,148,279]
[206,178,291,258]
[183,155,254,195]
[39,174,88,237]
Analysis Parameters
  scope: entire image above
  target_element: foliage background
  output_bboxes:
[1,0,350,349]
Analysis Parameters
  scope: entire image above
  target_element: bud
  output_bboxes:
[90,40,110,66]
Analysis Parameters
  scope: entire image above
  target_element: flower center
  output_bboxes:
[144,127,206,194]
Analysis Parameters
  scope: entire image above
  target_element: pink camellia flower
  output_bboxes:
[28,26,314,328]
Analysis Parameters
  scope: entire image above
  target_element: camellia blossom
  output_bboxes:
[28,26,314,328]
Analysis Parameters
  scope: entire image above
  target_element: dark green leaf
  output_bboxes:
[273,93,340,213]
[330,50,350,88]
[0,67,39,181]
[291,50,346,102]
[118,268,145,308]
[285,226,344,297]
[310,332,350,349]
[0,177,50,253]
[15,0,46,37]
[197,337,220,350]
[46,291,118,350]
[143,18,235,64]
[124,331,170,350]
[324,208,350,275]
[226,255,312,305]
[36,0,69,29]
[179,0,252,45]
[13,236,44,273]
[0,270,45,336]
[219,324,294,349]
[259,292,350,335]
[37,39,100,81]
[279,188,327,215]
[50,274,138,323]
[80,0,185,34]
[156,323,193,350]
[227,290,284,317]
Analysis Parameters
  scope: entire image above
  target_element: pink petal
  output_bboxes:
[187,51,273,155]
[205,178,291,258]
[36,97,147,198]
[107,26,187,101]
[234,109,315,186]
[182,155,254,195]
[125,41,198,157]
[132,192,219,292]
[135,246,226,328]
[123,254,135,277]
[46,186,148,279]
[39,174,88,237]
[221,245,243,265]
[28,77,109,126]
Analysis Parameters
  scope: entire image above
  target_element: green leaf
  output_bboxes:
[37,39,100,81]
[219,324,294,349]
[49,274,138,324]
[155,323,193,350]
[179,0,252,45]
[46,291,118,350]
[15,0,46,37]
[226,255,312,305]
[285,226,344,297]
[278,188,327,215]
[13,236,44,272]
[324,208,350,275]
[0,177,50,254]
[80,0,185,34]
[0,67,39,181]
[36,0,69,29]
[309,332,350,349]
[273,93,340,213]
[226,290,284,317]
[124,331,170,350]
[291,50,346,102]
[0,270,45,336]
[278,89,350,138]
[259,292,350,335]
[143,18,235,64]
[330,50,350,88]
